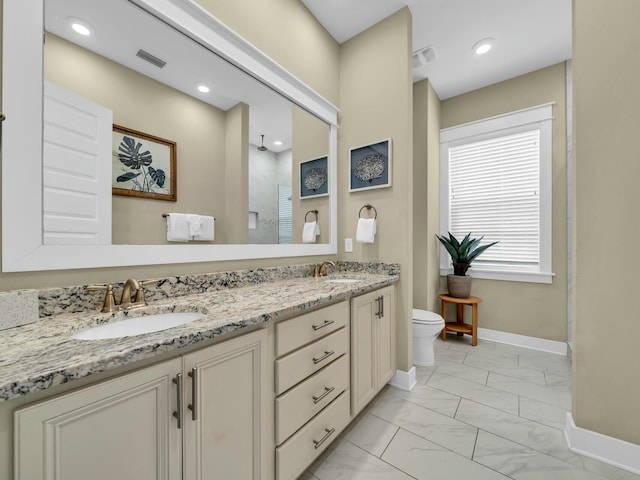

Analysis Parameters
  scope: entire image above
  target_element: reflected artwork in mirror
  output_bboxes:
[1,0,338,271]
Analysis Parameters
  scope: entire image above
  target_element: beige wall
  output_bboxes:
[194,0,340,106]
[338,8,414,371]
[413,79,441,313]
[44,34,230,245]
[573,0,640,444]
[441,63,568,342]
[223,102,250,244]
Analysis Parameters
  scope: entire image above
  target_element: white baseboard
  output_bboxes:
[477,327,568,355]
[565,413,640,475]
[388,367,416,391]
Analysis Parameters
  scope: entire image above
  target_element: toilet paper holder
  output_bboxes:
[358,204,377,219]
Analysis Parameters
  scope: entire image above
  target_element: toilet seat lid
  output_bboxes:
[412,309,444,325]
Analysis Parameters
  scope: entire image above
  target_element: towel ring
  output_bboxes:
[358,204,377,220]
[305,210,319,222]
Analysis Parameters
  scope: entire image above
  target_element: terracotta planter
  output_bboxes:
[447,274,471,298]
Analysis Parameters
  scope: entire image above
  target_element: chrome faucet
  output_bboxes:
[314,261,336,278]
[87,278,149,313]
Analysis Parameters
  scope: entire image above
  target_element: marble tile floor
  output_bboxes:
[302,336,639,480]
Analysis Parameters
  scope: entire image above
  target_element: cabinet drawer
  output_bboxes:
[276,391,350,480]
[275,301,348,357]
[275,327,348,395]
[275,354,349,445]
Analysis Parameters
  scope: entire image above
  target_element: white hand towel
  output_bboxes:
[356,218,377,243]
[302,221,319,243]
[192,216,215,241]
[166,213,191,242]
[187,214,203,237]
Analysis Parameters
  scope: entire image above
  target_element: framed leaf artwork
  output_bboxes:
[112,124,177,201]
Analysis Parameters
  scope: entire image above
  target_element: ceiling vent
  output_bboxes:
[136,49,166,69]
[412,46,438,68]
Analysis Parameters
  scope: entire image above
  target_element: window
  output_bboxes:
[440,104,553,283]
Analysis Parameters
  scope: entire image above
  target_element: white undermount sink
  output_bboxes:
[72,312,204,340]
[324,278,360,284]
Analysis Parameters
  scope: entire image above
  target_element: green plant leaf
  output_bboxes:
[467,241,499,263]
[448,232,460,249]
[437,232,498,266]
[436,234,460,263]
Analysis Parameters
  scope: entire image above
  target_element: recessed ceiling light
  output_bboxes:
[197,84,210,93]
[273,140,283,146]
[472,38,495,55]
[68,17,92,36]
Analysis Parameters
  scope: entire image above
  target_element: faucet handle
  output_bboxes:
[87,283,118,313]
[133,279,157,306]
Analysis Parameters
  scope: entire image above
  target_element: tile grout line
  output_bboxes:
[352,428,420,480]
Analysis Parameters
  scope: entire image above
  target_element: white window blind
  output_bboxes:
[449,130,540,266]
[440,103,553,284]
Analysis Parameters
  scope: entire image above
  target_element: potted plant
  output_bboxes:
[436,232,498,298]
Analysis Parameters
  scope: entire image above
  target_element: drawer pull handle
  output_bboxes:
[312,386,335,404]
[172,373,183,429]
[313,350,335,365]
[313,427,336,449]
[312,319,335,331]
[188,367,198,421]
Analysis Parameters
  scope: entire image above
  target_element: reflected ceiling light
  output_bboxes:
[196,84,210,93]
[273,140,283,146]
[258,134,268,151]
[68,17,92,36]
[472,37,495,55]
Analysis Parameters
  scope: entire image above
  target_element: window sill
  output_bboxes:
[439,267,554,284]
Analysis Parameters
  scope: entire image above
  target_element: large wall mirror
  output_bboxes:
[2,0,338,272]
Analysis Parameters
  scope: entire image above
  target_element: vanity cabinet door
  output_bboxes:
[14,358,183,480]
[183,328,268,480]
[377,286,396,387]
[351,285,396,416]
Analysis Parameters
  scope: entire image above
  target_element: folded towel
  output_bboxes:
[302,221,320,243]
[192,216,215,241]
[356,218,377,243]
[166,213,191,242]
[187,214,203,237]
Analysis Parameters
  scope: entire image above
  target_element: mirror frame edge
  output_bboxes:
[1,0,339,272]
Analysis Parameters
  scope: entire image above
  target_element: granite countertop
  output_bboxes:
[0,272,398,402]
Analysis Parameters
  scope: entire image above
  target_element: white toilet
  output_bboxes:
[412,309,445,367]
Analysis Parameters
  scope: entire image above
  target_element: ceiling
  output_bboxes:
[301,0,572,99]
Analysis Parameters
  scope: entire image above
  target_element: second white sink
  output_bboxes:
[72,312,204,340]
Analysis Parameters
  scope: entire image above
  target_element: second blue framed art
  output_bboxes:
[300,155,329,199]
[349,138,392,192]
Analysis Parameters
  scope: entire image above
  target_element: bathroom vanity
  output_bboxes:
[0,264,398,480]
